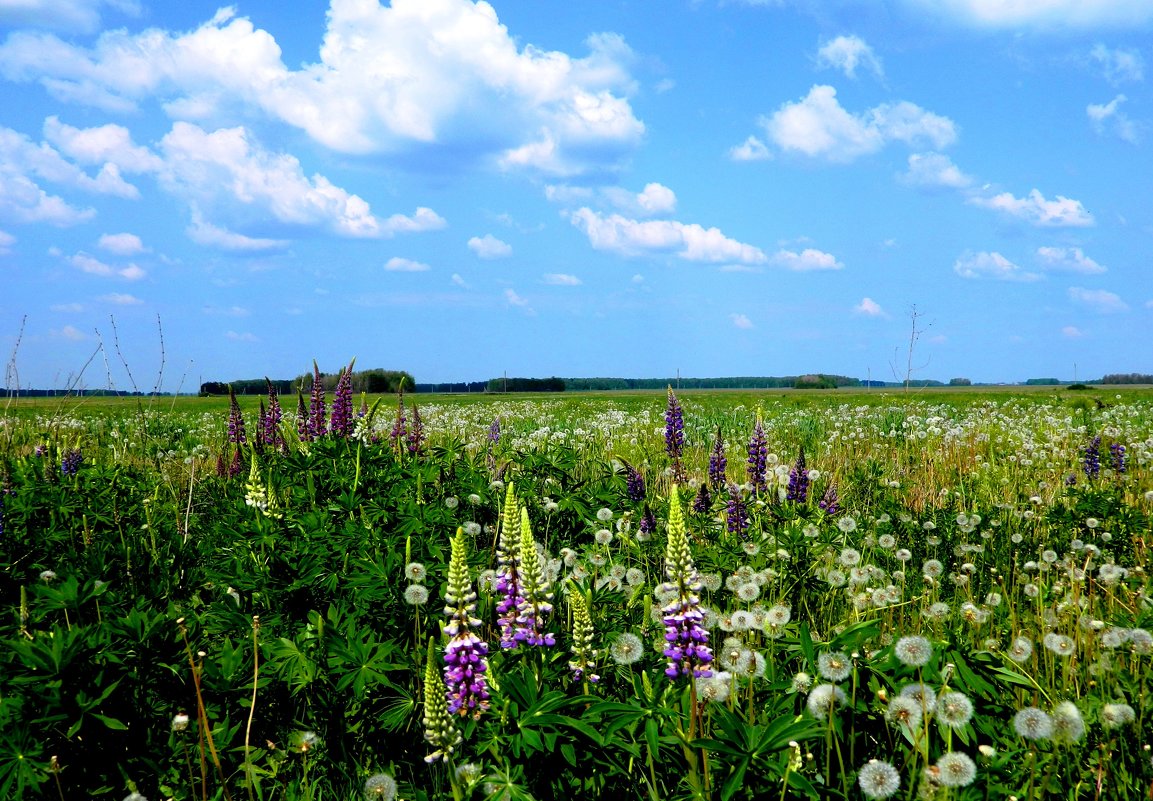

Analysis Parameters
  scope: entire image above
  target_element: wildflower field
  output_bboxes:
[2,378,1152,801]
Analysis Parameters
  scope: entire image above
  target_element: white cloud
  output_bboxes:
[1090,44,1144,83]
[385,256,431,272]
[854,297,887,316]
[901,152,973,189]
[570,208,766,263]
[44,116,162,173]
[54,324,86,341]
[99,292,142,305]
[202,305,249,317]
[467,234,512,259]
[451,273,469,288]
[601,182,678,216]
[543,273,582,286]
[770,247,843,271]
[1087,95,1139,143]
[186,208,289,252]
[67,251,145,279]
[1036,246,1106,274]
[1069,286,1128,313]
[51,302,85,312]
[504,288,534,314]
[97,232,145,255]
[225,330,259,342]
[0,171,94,225]
[0,3,644,176]
[903,0,1153,28]
[1062,325,1085,338]
[969,189,1094,227]
[816,35,883,79]
[953,251,1040,281]
[0,0,139,33]
[728,135,771,162]
[380,207,447,237]
[730,313,754,330]
[760,85,956,162]
[0,229,13,254]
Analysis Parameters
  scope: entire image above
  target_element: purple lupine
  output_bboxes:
[819,484,840,515]
[308,362,327,439]
[264,379,284,450]
[665,387,685,479]
[692,483,712,515]
[786,447,809,503]
[443,528,490,718]
[60,448,83,477]
[726,483,749,540]
[488,416,502,445]
[495,483,525,649]
[639,505,657,538]
[295,391,311,442]
[512,506,555,647]
[708,427,727,488]
[255,401,267,452]
[329,366,354,438]
[227,388,247,445]
[1082,436,1101,480]
[407,404,425,456]
[1110,442,1127,474]
[746,414,768,494]
[625,463,646,504]
[390,387,408,453]
[660,485,713,680]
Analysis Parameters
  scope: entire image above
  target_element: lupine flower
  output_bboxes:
[495,483,525,649]
[244,455,280,519]
[422,639,462,762]
[665,387,684,479]
[726,484,749,540]
[329,363,354,438]
[638,505,657,540]
[408,404,425,455]
[746,412,768,494]
[227,388,247,445]
[1110,442,1127,474]
[514,507,556,647]
[308,362,327,439]
[295,391,311,442]
[1082,435,1101,480]
[255,401,267,453]
[660,484,713,680]
[708,427,727,488]
[818,484,839,515]
[60,448,83,477]
[691,484,712,515]
[786,447,809,503]
[625,463,646,503]
[390,386,407,453]
[443,528,491,717]
[567,586,598,683]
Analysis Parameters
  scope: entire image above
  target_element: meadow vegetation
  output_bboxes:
[1,378,1151,800]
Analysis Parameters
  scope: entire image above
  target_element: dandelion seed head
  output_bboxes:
[935,752,976,788]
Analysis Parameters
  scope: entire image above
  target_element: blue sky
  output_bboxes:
[0,0,1150,390]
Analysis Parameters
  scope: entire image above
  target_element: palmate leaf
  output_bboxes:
[697,707,824,801]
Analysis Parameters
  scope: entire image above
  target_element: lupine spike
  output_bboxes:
[408,404,425,455]
[567,585,598,684]
[423,638,462,763]
[726,483,749,540]
[708,426,727,488]
[330,360,355,438]
[514,505,555,647]
[264,378,284,451]
[495,482,524,649]
[665,387,685,480]
[786,446,809,503]
[660,484,712,680]
[308,361,326,439]
[227,387,247,445]
[746,410,767,494]
[443,529,491,718]
[295,391,311,442]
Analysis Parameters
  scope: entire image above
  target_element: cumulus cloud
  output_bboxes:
[854,297,887,316]
[1090,44,1144,83]
[901,152,973,189]
[67,251,145,279]
[1087,95,1139,143]
[1036,246,1106,274]
[54,324,87,341]
[0,2,645,176]
[0,0,139,34]
[97,232,145,255]
[953,251,1040,281]
[385,256,431,272]
[969,189,1094,227]
[730,313,754,329]
[225,330,259,342]
[1062,325,1084,338]
[468,234,512,259]
[44,116,162,173]
[902,0,1153,28]
[186,208,289,252]
[770,247,843,271]
[0,229,14,254]
[99,292,142,305]
[543,273,582,285]
[1069,286,1128,313]
[451,273,469,288]
[728,135,771,162]
[504,287,534,314]
[757,85,956,162]
[569,208,766,264]
[816,35,883,79]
